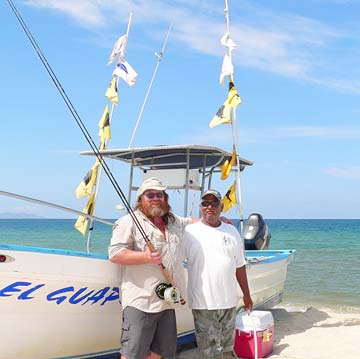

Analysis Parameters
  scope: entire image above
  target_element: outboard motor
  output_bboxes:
[243,213,271,250]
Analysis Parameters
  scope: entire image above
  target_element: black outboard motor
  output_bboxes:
[243,213,271,250]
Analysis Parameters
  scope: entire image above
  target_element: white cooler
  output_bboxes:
[234,310,274,359]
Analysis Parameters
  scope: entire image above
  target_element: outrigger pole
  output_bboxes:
[0,190,113,226]
[224,0,245,233]
[86,11,134,251]
[128,23,173,148]
[7,0,183,302]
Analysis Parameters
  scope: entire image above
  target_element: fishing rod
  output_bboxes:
[0,190,113,226]
[7,0,183,304]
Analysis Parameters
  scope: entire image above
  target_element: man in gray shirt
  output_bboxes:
[109,177,192,359]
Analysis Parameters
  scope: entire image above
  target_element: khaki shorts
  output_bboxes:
[120,306,177,359]
[192,307,236,359]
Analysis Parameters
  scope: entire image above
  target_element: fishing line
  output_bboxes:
[7,0,183,302]
[6,0,160,261]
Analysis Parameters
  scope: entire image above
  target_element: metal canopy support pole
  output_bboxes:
[184,148,190,216]
[199,154,207,217]
[128,151,135,204]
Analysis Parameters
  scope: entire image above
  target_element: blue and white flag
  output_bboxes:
[113,60,137,86]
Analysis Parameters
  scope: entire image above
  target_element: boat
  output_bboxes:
[0,1,294,358]
[0,144,294,358]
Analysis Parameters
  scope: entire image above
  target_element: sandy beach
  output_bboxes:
[176,307,360,359]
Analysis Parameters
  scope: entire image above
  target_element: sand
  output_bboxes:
[176,307,360,359]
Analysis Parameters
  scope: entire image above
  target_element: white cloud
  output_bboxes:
[324,167,360,179]
[24,0,360,93]
[26,0,107,26]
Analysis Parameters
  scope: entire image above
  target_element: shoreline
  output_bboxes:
[176,306,360,359]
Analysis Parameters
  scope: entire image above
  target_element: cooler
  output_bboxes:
[234,310,274,359]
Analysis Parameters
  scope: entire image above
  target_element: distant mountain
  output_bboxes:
[0,212,46,219]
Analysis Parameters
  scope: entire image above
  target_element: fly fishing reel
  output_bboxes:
[155,283,181,304]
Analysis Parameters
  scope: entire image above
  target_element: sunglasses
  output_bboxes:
[143,192,165,199]
[201,200,220,207]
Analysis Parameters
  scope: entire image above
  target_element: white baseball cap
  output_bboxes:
[136,177,167,198]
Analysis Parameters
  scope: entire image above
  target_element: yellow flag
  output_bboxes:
[99,138,107,150]
[227,82,242,109]
[105,76,118,104]
[209,82,242,128]
[222,181,237,213]
[209,102,232,128]
[221,146,236,180]
[98,104,111,141]
[74,193,95,236]
[75,161,99,199]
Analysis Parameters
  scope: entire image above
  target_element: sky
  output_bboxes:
[1,0,360,220]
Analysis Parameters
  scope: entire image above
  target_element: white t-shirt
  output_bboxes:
[183,221,246,310]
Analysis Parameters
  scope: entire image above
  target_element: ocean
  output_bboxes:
[1,218,359,313]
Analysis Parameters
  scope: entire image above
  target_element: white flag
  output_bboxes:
[108,34,127,65]
[220,32,237,51]
[113,60,138,86]
[220,53,234,87]
[219,32,237,86]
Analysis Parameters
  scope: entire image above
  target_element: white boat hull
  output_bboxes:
[0,245,294,358]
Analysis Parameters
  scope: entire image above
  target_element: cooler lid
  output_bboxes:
[236,310,274,332]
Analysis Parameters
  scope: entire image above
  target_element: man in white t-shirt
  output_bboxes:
[183,189,253,359]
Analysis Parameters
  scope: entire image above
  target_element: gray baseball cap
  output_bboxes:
[201,189,222,201]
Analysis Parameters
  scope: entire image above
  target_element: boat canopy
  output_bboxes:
[80,144,253,171]
[81,145,253,216]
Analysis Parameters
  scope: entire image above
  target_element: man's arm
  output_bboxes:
[236,266,253,311]
[109,246,162,265]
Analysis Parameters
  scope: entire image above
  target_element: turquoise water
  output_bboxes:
[1,219,359,312]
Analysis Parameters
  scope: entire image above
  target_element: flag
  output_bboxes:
[105,76,119,104]
[75,161,99,199]
[108,34,127,65]
[222,181,237,213]
[228,81,242,109]
[99,138,107,150]
[209,101,232,128]
[98,104,111,142]
[219,32,237,86]
[113,60,137,86]
[221,146,236,180]
[220,32,237,51]
[74,193,95,236]
[220,53,234,87]
[209,82,242,128]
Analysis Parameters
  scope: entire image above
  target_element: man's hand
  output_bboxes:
[220,216,233,225]
[144,245,162,265]
[243,293,253,311]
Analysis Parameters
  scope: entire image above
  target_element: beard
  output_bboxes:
[142,202,169,218]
